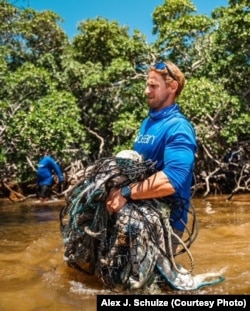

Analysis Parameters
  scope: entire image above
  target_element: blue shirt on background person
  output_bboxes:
[37,149,64,202]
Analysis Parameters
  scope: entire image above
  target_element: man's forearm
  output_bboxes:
[130,171,175,200]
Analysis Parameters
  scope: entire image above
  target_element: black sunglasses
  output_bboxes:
[152,62,177,81]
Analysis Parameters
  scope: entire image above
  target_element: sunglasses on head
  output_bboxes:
[151,62,177,81]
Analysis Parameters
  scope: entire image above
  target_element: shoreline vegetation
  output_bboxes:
[0,2,249,203]
[1,156,250,203]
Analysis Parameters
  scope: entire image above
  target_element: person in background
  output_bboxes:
[106,61,197,253]
[36,149,64,202]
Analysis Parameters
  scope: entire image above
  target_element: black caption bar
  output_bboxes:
[97,295,249,311]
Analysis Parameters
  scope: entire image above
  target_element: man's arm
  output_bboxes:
[106,171,175,213]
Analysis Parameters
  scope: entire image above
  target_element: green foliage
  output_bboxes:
[0,1,87,182]
[207,0,250,104]
[73,17,149,67]
[62,17,151,159]
[0,61,87,181]
[180,77,245,156]
[152,0,214,67]
[0,1,68,68]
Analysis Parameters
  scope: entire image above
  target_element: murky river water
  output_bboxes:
[0,195,249,310]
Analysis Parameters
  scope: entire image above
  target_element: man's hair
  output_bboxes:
[39,148,49,154]
[149,61,185,97]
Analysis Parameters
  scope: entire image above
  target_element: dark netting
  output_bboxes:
[59,155,198,290]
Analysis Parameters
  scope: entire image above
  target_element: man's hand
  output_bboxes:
[106,188,127,213]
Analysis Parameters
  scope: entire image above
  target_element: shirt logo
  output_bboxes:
[134,134,156,144]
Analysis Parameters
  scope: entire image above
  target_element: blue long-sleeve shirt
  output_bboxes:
[37,155,64,186]
[133,104,197,231]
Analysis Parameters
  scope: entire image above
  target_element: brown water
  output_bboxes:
[0,196,249,310]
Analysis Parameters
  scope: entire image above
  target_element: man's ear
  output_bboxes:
[169,80,178,94]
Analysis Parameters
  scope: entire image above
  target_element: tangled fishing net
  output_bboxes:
[60,151,223,291]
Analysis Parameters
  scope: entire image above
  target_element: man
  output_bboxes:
[106,61,197,251]
[61,62,224,290]
[37,149,64,202]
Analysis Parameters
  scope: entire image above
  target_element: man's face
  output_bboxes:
[145,71,175,110]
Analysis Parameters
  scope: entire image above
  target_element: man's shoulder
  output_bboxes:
[43,155,57,164]
[169,112,193,127]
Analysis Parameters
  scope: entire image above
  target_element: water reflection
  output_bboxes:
[0,196,249,310]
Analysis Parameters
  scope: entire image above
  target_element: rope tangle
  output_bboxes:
[60,154,198,290]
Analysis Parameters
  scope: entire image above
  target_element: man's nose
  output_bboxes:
[145,86,150,95]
